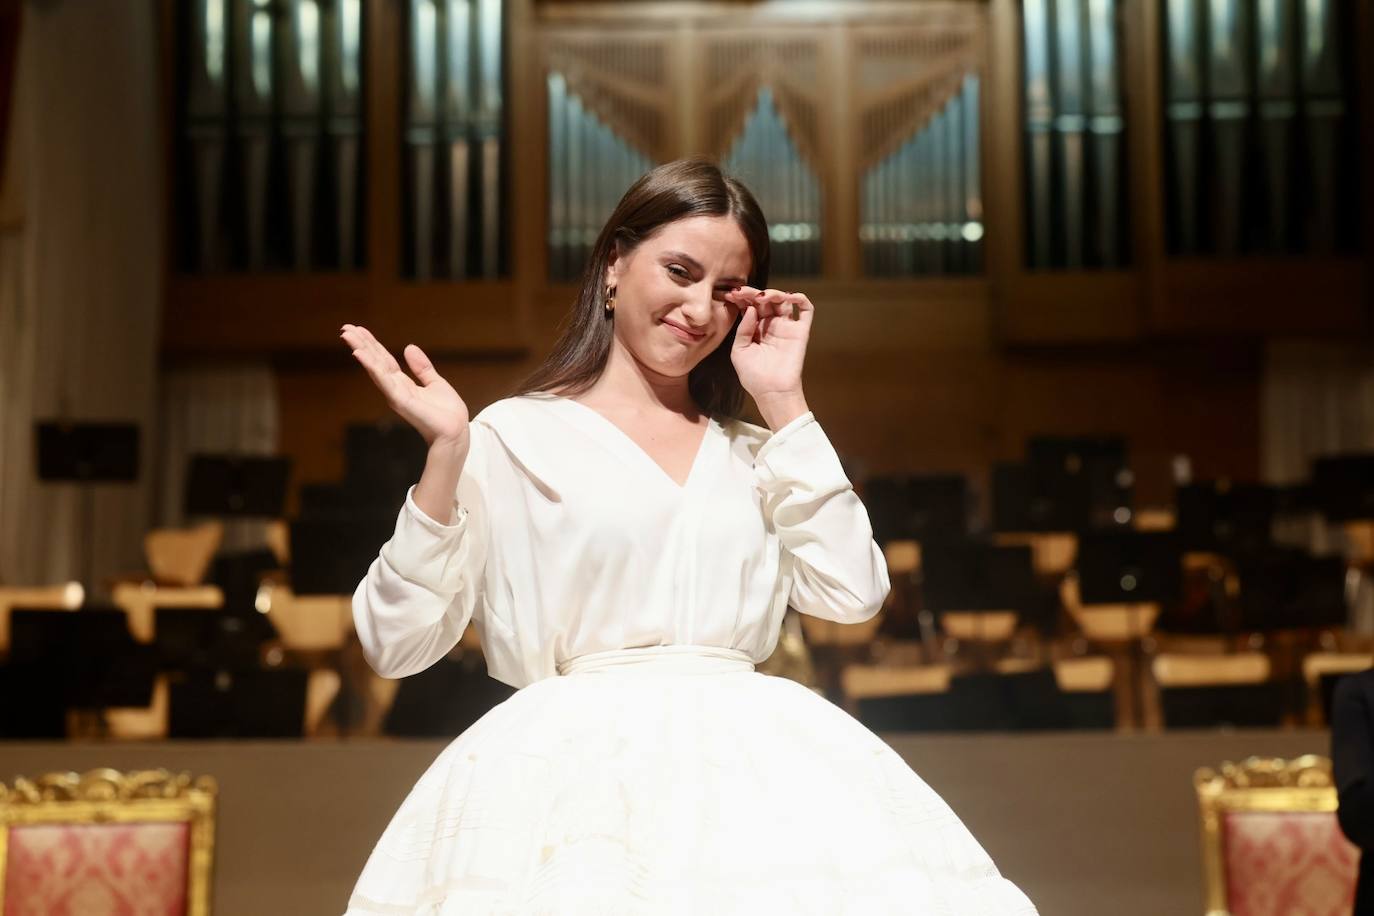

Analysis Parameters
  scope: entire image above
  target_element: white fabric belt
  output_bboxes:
[556,645,756,677]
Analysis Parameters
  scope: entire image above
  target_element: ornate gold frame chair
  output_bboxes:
[1194,755,1357,916]
[0,768,217,915]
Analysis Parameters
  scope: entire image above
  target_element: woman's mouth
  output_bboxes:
[661,318,705,343]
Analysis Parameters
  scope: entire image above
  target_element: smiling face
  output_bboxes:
[604,215,754,380]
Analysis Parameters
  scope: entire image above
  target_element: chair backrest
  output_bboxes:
[1195,755,1358,916]
[144,522,224,587]
[0,768,216,915]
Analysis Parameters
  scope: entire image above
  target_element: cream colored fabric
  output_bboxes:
[354,396,892,688]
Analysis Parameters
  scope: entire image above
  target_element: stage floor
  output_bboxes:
[0,728,1331,915]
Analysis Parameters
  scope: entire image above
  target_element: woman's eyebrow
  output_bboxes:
[662,250,746,285]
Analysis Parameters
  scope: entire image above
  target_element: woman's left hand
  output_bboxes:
[725,286,813,428]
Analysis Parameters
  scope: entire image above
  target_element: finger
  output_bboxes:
[784,292,814,318]
[342,327,413,403]
[403,344,442,387]
[349,324,403,376]
[755,289,790,319]
[733,301,760,348]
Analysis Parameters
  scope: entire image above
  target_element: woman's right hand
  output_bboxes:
[340,324,470,449]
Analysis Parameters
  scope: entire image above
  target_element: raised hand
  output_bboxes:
[340,324,470,449]
[723,286,813,429]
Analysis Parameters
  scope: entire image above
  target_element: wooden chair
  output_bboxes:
[104,675,172,741]
[144,522,223,587]
[1133,507,1176,532]
[0,583,82,654]
[840,662,953,726]
[992,531,1077,578]
[254,583,352,652]
[0,768,216,915]
[1061,573,1159,728]
[1154,652,1282,729]
[1194,755,1358,916]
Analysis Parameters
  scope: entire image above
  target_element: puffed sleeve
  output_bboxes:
[1333,672,1374,850]
[754,411,890,623]
[352,421,491,678]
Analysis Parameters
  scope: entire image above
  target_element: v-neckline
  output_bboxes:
[550,396,716,491]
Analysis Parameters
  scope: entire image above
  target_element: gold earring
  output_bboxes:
[604,286,616,315]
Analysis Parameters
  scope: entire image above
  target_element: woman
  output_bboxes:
[340,159,1035,914]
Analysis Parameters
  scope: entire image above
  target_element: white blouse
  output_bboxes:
[353,394,890,689]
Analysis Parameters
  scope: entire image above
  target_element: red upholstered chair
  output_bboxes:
[1195,755,1358,916]
[0,768,216,915]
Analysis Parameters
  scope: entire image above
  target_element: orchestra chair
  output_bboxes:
[1154,652,1283,729]
[1133,507,1176,532]
[264,519,291,567]
[840,662,953,727]
[883,540,921,578]
[1194,755,1357,916]
[0,768,216,915]
[992,532,1077,578]
[111,582,224,644]
[1344,520,1374,568]
[1053,655,1117,728]
[254,583,352,652]
[0,583,82,654]
[305,668,343,737]
[1302,652,1374,727]
[103,675,172,741]
[143,522,223,588]
[1061,573,1159,729]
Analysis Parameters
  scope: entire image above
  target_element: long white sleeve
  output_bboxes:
[754,411,890,623]
[352,423,490,678]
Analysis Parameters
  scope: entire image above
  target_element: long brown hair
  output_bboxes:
[514,157,770,419]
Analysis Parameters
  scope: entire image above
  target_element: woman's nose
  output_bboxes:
[680,286,714,326]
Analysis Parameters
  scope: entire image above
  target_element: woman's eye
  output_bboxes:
[667,265,690,280]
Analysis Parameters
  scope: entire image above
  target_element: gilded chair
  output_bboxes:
[1195,755,1358,916]
[0,768,216,915]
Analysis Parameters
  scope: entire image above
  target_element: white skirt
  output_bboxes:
[345,646,1037,915]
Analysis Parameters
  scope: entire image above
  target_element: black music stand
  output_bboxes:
[922,542,1036,661]
[6,607,156,738]
[1313,454,1374,521]
[290,515,395,595]
[865,475,969,546]
[168,668,309,739]
[34,422,140,592]
[184,454,290,518]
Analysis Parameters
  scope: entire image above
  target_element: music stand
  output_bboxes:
[7,607,156,737]
[344,423,428,513]
[1313,454,1374,521]
[34,421,140,592]
[168,668,308,739]
[290,515,395,596]
[865,475,969,546]
[1177,481,1279,554]
[184,454,290,517]
[992,462,1089,533]
[1028,436,1133,529]
[922,542,1035,661]
[154,607,268,672]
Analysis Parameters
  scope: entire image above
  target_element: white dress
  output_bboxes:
[345,394,1036,915]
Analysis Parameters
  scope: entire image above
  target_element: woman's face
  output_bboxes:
[604,215,753,380]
